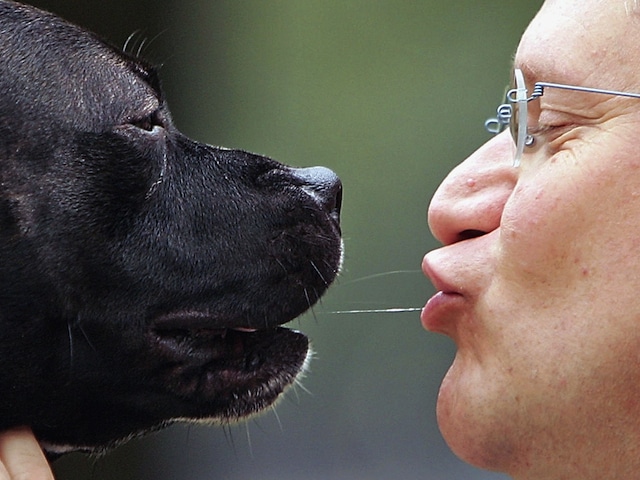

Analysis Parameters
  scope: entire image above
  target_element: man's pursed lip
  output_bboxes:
[421,252,465,334]
[421,290,464,334]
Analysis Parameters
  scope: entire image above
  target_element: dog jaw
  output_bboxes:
[38,336,313,457]
[146,327,310,419]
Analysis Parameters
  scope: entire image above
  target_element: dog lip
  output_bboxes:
[233,326,258,333]
[151,310,255,332]
[147,325,310,419]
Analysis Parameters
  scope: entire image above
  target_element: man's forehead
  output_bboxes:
[515,0,640,87]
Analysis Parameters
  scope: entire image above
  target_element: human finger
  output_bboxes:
[0,427,54,480]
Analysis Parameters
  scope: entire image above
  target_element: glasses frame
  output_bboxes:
[485,68,640,167]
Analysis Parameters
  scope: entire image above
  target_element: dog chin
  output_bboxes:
[40,344,313,456]
[173,343,314,426]
[150,326,309,407]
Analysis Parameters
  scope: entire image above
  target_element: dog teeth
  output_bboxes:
[232,327,258,333]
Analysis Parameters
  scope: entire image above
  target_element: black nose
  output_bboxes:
[290,166,342,223]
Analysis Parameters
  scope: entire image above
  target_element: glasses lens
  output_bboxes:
[510,69,529,167]
[508,75,518,145]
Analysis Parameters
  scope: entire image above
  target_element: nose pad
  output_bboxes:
[290,166,342,223]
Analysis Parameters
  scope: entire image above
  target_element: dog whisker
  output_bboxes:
[123,29,168,59]
[307,304,318,325]
[221,423,238,458]
[285,383,301,406]
[89,456,100,478]
[309,260,328,287]
[292,376,312,397]
[187,423,192,444]
[250,416,268,435]
[270,405,283,432]
[138,29,168,58]
[303,287,312,311]
[67,321,74,375]
[338,269,423,286]
[244,422,253,459]
[135,37,148,58]
[313,286,321,303]
[322,257,336,272]
[280,387,301,411]
[274,257,289,274]
[77,322,98,353]
[122,30,142,55]
[311,233,337,246]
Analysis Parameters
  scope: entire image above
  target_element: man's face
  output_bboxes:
[423,0,640,477]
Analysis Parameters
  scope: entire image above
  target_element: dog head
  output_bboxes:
[0,0,342,454]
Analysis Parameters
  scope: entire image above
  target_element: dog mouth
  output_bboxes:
[148,312,310,422]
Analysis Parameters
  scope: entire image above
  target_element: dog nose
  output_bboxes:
[290,166,342,223]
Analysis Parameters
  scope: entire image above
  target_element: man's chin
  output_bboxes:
[435,358,518,473]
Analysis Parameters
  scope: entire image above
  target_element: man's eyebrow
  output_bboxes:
[513,62,543,86]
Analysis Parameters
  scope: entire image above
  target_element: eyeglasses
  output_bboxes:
[485,68,640,167]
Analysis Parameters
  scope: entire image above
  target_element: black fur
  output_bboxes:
[0,0,342,454]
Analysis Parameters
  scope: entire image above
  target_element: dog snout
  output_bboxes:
[290,166,342,222]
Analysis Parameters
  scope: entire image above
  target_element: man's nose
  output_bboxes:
[428,132,517,246]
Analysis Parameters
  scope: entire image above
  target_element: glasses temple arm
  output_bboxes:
[532,82,640,100]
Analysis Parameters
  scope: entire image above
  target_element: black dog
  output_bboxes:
[0,0,342,455]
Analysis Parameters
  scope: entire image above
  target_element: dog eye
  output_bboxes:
[129,111,163,132]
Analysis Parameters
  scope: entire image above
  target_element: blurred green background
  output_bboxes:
[22,1,542,478]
